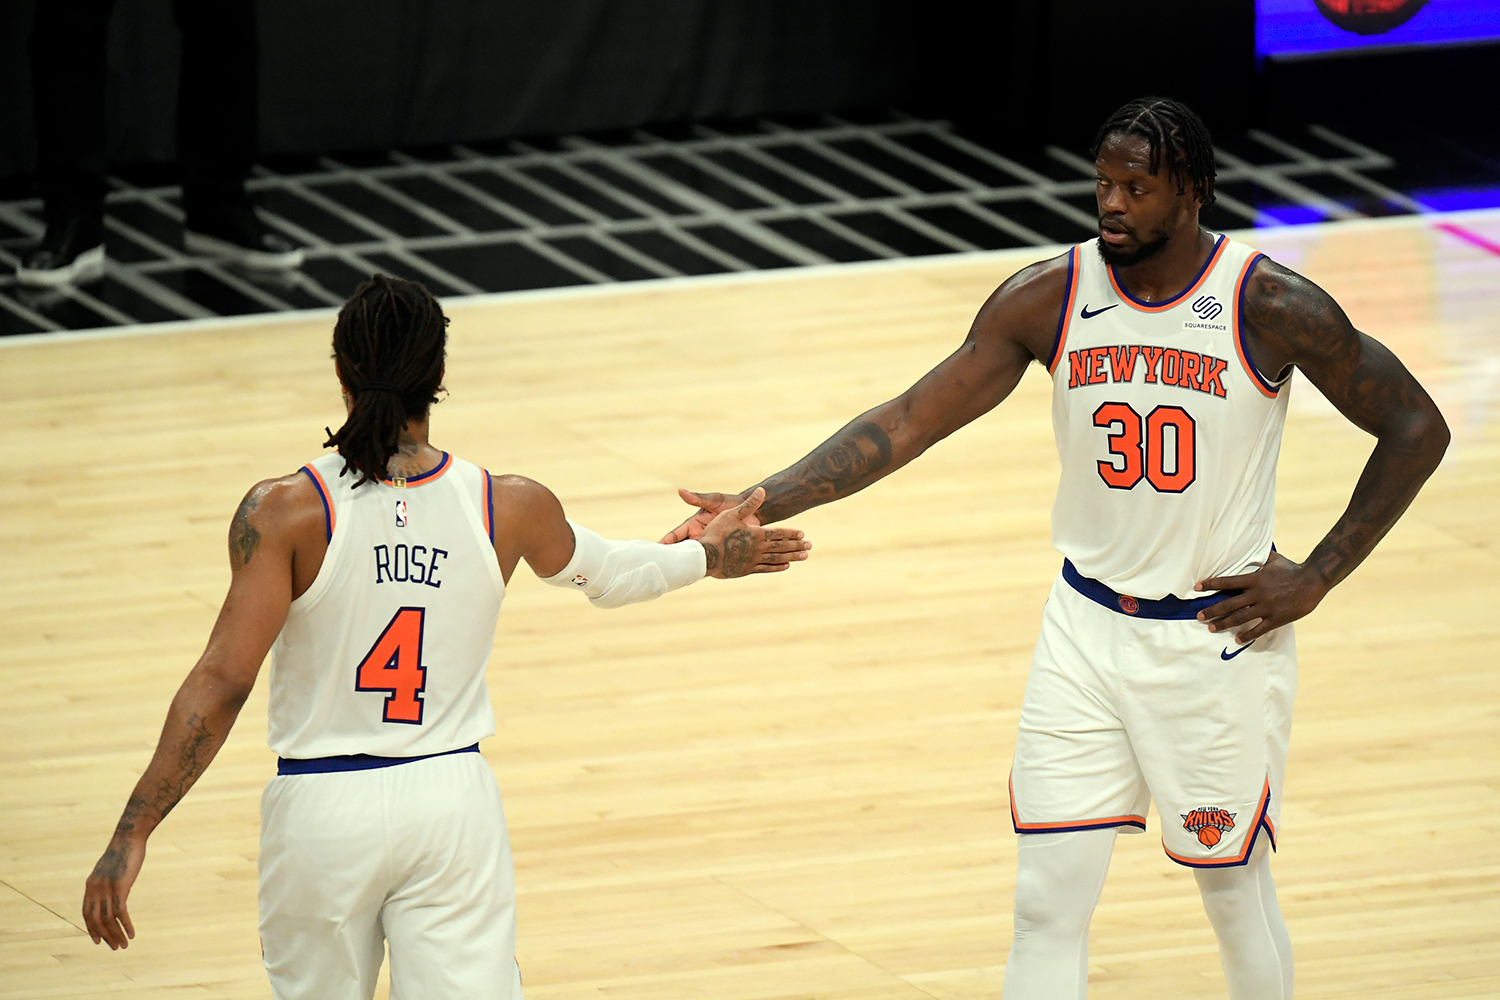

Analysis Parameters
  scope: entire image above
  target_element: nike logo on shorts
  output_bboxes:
[1080,304,1119,319]
[1220,642,1254,660]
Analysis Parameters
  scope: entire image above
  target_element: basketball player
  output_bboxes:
[80,275,812,1000]
[664,97,1449,998]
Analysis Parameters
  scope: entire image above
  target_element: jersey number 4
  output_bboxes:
[1093,402,1196,493]
[355,607,428,724]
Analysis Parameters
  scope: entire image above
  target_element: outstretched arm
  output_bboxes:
[663,255,1069,539]
[491,477,809,596]
[1198,259,1450,642]
[83,479,309,949]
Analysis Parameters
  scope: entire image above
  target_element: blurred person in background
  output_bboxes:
[18,0,302,287]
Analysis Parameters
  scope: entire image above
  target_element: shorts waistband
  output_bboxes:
[277,743,479,776]
[1061,560,1237,620]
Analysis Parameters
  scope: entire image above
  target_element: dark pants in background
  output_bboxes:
[28,0,258,231]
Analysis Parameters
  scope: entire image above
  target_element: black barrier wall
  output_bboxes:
[3,0,1493,184]
[0,0,915,180]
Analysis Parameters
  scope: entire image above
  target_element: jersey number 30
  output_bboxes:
[1092,402,1196,493]
[355,607,428,724]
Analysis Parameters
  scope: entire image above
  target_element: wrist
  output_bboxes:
[699,534,723,578]
[111,795,160,844]
[1300,555,1336,593]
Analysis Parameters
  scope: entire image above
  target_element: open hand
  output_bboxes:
[1196,550,1328,644]
[660,488,753,544]
[698,488,810,579]
[83,835,144,950]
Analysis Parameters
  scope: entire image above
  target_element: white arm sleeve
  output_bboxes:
[540,520,707,609]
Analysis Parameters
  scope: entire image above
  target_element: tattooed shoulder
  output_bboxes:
[229,479,285,568]
[1242,259,1354,365]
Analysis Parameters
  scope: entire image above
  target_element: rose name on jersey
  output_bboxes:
[373,543,448,588]
[1066,344,1229,398]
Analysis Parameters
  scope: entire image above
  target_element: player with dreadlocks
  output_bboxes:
[80,275,812,999]
[665,96,1448,996]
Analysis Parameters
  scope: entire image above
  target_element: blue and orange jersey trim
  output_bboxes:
[1107,234,1227,313]
[1163,778,1276,869]
[1232,253,1281,399]
[1009,772,1147,835]
[383,452,452,488]
[1045,247,1081,375]
[300,465,335,541]
[480,467,495,543]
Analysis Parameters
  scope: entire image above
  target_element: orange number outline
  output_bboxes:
[1092,401,1197,494]
[354,606,428,725]
[1144,405,1197,493]
[1093,401,1144,489]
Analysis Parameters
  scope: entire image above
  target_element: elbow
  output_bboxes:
[1419,404,1451,469]
[191,661,257,716]
[1391,402,1450,474]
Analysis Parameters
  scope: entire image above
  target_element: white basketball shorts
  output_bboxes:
[259,746,524,1000]
[1009,561,1296,867]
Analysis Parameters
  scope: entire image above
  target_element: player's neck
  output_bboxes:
[386,419,443,479]
[1112,226,1217,304]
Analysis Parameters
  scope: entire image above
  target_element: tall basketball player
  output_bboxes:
[80,276,812,1000]
[664,98,1449,998]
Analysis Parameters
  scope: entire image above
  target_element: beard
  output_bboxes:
[1095,227,1170,267]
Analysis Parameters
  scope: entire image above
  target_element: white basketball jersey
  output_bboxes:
[268,451,505,759]
[1047,235,1290,600]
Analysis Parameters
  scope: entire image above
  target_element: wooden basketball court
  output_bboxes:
[3,210,1497,998]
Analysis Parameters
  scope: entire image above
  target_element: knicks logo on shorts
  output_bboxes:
[1118,595,1139,614]
[1182,807,1237,848]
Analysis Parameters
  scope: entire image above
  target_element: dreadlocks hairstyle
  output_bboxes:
[1090,97,1217,210]
[323,275,448,487]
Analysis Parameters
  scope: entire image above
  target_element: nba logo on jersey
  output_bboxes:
[395,500,409,527]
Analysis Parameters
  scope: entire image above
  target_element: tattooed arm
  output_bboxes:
[662,254,1070,540]
[83,475,323,949]
[1198,259,1449,642]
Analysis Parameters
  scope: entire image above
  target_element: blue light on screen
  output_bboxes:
[1257,0,1500,59]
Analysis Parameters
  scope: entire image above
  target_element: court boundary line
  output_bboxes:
[4,207,1497,350]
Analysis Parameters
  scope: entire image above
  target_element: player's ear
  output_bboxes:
[335,363,353,413]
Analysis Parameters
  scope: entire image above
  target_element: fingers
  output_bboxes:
[749,528,810,567]
[1196,591,1254,627]
[1196,573,1254,592]
[100,893,124,950]
[681,488,743,513]
[83,887,131,950]
[1208,606,1263,633]
[1232,619,1274,643]
[730,487,766,519]
[661,509,717,545]
[752,549,808,565]
[83,894,101,945]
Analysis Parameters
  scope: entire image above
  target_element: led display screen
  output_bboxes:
[1257,0,1500,58]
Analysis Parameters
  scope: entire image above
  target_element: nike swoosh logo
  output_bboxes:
[1080,304,1119,319]
[1220,642,1254,660]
